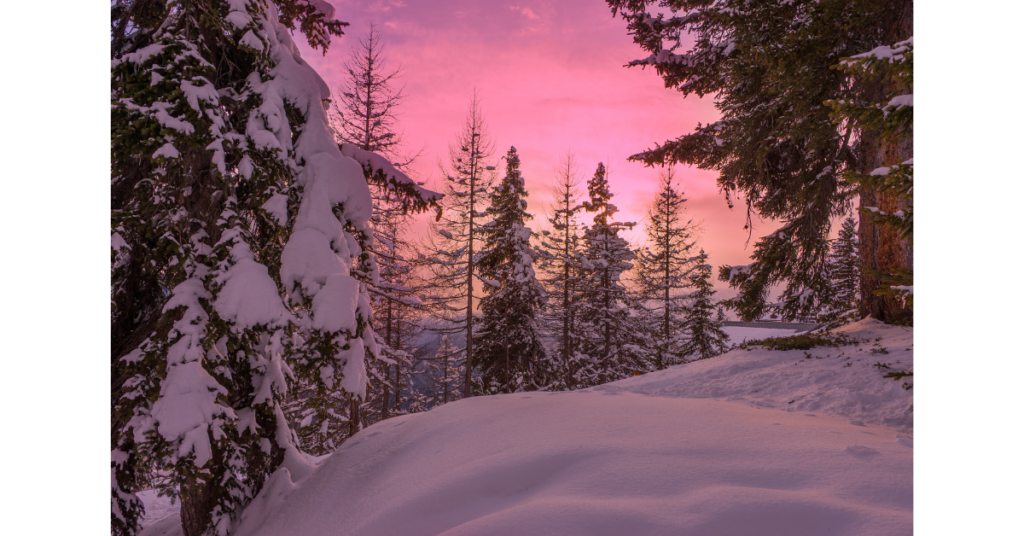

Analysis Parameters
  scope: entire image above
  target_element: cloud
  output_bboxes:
[510,5,540,20]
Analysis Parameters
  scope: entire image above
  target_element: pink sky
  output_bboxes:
[296,0,790,296]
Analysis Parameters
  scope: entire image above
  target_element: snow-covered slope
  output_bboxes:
[139,318,912,536]
[613,318,913,431]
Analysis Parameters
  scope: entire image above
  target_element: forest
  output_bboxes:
[110,1,912,535]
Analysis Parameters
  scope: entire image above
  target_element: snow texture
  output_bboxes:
[212,239,291,330]
[339,143,443,203]
[139,319,911,536]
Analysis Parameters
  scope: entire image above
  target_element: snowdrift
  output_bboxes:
[140,318,912,536]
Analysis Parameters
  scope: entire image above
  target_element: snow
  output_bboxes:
[212,240,291,330]
[310,273,359,333]
[225,10,253,30]
[239,31,264,52]
[260,193,288,226]
[339,143,443,203]
[152,143,180,160]
[138,318,911,535]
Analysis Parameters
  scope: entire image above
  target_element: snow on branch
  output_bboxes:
[339,143,443,212]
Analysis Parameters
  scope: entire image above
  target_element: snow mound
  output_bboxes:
[607,318,913,431]
[140,318,912,536]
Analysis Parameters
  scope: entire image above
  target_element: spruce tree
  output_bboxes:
[633,169,698,369]
[474,147,548,393]
[606,0,912,324]
[680,250,730,361]
[421,93,494,398]
[576,163,641,386]
[110,3,435,535]
[820,216,861,326]
[535,153,586,390]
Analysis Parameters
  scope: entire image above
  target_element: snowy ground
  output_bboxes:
[139,318,912,535]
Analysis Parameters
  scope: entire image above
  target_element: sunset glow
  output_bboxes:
[295,0,785,294]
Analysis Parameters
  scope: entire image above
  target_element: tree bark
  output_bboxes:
[179,473,215,536]
[858,0,913,325]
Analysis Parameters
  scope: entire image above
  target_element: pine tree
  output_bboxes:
[606,0,912,324]
[421,93,494,398]
[819,216,861,326]
[535,153,586,390]
[680,250,730,361]
[633,169,698,369]
[474,147,548,393]
[110,3,434,535]
[576,163,641,386]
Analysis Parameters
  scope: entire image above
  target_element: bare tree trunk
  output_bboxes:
[179,474,214,536]
[662,213,670,370]
[858,0,913,325]
[393,316,402,413]
[464,140,477,399]
[562,186,572,388]
[381,297,392,419]
[349,398,360,437]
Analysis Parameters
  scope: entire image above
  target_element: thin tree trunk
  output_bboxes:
[381,297,392,419]
[562,187,571,386]
[393,316,402,413]
[465,156,475,398]
[662,209,670,370]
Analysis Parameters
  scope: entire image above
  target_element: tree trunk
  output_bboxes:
[465,167,475,398]
[179,475,214,536]
[349,398,360,436]
[858,0,913,325]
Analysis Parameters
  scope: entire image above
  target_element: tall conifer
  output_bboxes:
[421,93,494,398]
[475,147,548,393]
[110,3,436,534]
[606,0,912,324]
[634,169,698,369]
[576,163,641,386]
[536,153,586,389]
[819,216,861,326]
[680,250,730,361]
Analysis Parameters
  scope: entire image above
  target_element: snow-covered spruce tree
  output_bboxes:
[606,0,912,324]
[633,169,698,370]
[421,93,495,398]
[828,37,913,314]
[111,3,434,535]
[474,147,548,393]
[680,250,730,361]
[818,216,861,326]
[536,153,586,389]
[576,163,641,386]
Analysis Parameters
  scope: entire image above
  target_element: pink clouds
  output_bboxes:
[298,1,790,295]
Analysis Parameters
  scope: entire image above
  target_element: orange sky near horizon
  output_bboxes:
[295,0,806,298]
